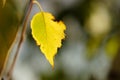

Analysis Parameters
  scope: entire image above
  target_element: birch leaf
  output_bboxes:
[31,12,66,67]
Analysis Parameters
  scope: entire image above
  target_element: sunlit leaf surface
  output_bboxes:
[31,12,66,67]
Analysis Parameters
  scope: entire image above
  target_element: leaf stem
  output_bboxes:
[6,0,34,80]
[33,0,43,11]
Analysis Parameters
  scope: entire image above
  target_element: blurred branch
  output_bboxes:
[2,0,6,8]
[6,0,33,80]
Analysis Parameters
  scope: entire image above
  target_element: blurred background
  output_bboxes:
[0,0,120,80]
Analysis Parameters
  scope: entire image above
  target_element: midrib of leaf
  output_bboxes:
[33,0,50,50]
[41,12,49,46]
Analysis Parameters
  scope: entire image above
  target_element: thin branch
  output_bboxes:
[6,0,34,80]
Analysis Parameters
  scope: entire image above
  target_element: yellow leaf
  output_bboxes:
[31,12,66,67]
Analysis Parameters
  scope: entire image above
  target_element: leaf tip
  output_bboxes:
[46,55,55,68]
[49,58,54,68]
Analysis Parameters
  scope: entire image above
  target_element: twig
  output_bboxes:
[6,0,34,80]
